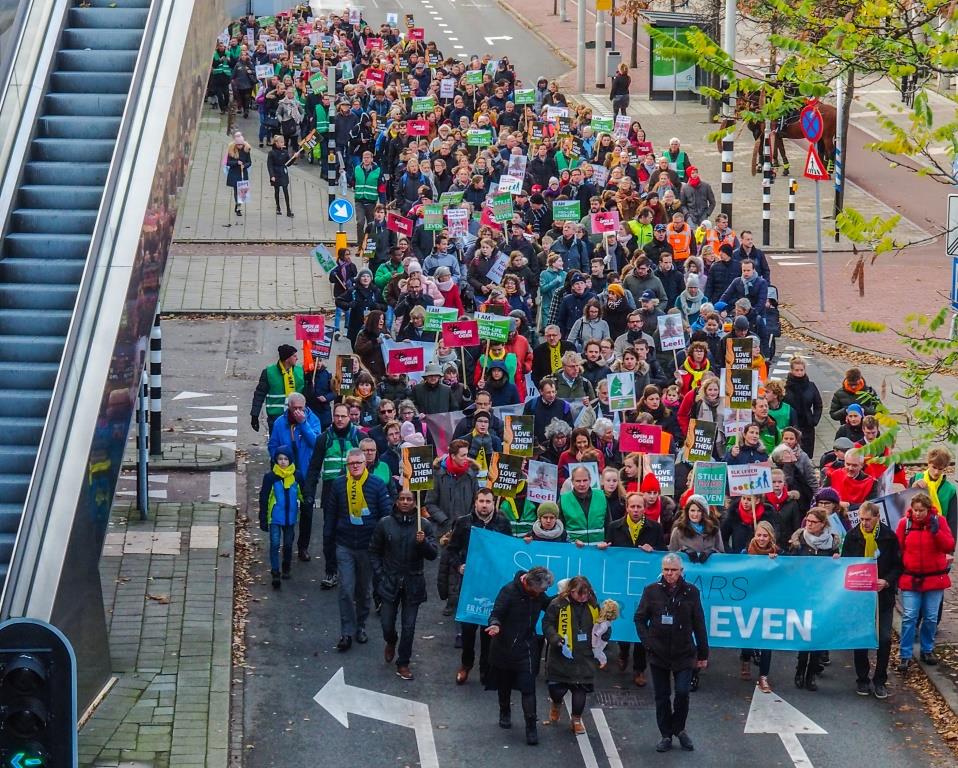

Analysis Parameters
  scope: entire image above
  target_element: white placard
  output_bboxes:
[255,64,273,81]
[265,40,286,55]
[496,175,522,194]
[440,78,456,99]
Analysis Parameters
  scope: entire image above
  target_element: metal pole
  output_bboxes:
[721,134,733,224]
[721,0,735,221]
[149,313,162,455]
[595,10,607,88]
[762,121,772,246]
[814,181,825,312]
[671,26,677,115]
[136,366,149,520]
[327,65,338,204]
[611,0,616,50]
[560,0,567,23]
[833,73,845,242]
[576,0,586,92]
[787,177,796,249]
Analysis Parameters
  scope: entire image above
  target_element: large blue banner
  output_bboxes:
[456,529,878,651]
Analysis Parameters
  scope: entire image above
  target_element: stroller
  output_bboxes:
[765,285,782,359]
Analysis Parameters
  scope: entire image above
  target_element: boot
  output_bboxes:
[271,570,281,589]
[286,210,294,217]
[570,716,586,735]
[525,717,539,745]
[498,708,512,729]
[794,661,806,689]
[805,667,818,692]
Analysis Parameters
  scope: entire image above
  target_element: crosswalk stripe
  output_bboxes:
[192,416,238,424]
[187,405,238,412]
[185,429,238,437]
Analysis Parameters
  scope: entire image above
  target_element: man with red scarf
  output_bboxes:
[678,166,715,229]
[823,449,879,507]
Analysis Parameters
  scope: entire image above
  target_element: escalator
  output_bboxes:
[0,0,148,584]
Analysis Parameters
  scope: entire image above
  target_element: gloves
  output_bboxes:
[698,551,713,564]
[930,515,941,534]
[251,415,260,432]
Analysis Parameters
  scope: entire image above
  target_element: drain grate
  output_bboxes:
[592,690,652,708]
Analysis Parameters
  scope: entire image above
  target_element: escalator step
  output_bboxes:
[3,233,91,260]
[0,506,21,534]
[44,93,127,117]
[19,185,104,210]
[23,161,110,186]
[56,49,138,73]
[0,419,47,447]
[31,138,115,163]
[0,364,58,390]
[50,71,133,94]
[83,0,151,6]
[0,336,68,364]
[0,258,87,284]
[68,7,149,28]
[61,28,144,50]
[0,476,31,504]
[11,209,98,235]
[0,284,79,311]
[0,310,72,337]
[0,444,43,472]
[37,115,121,140]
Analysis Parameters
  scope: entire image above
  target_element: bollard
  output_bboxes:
[788,178,797,249]
[149,313,162,456]
[721,134,733,224]
[762,122,772,246]
[136,366,149,520]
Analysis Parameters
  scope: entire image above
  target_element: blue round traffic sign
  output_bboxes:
[800,104,823,143]
[328,198,354,224]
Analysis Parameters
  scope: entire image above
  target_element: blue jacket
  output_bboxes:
[323,473,392,551]
[268,409,322,485]
[718,275,769,319]
[310,367,335,429]
[258,470,300,527]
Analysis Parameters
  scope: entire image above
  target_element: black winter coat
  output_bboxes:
[635,578,709,672]
[369,512,438,605]
[543,597,601,684]
[266,147,291,187]
[721,502,781,554]
[605,516,666,550]
[704,259,736,304]
[445,511,512,571]
[841,522,902,606]
[784,374,823,433]
[488,572,552,672]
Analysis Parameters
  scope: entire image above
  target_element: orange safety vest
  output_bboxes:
[666,224,692,261]
[705,228,737,255]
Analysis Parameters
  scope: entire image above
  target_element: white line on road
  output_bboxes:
[777,262,815,266]
[187,404,238,411]
[116,489,168,499]
[564,696,599,768]
[209,471,237,506]
[590,708,624,768]
[185,429,238,437]
[191,416,238,424]
[172,391,213,401]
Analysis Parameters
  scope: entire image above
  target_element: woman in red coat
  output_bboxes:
[434,266,465,317]
[896,492,955,674]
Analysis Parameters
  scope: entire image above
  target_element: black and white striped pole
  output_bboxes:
[762,120,772,246]
[721,134,733,224]
[136,365,149,520]
[149,313,162,456]
[787,178,797,249]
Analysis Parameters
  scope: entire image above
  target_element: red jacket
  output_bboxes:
[438,283,465,317]
[896,511,955,592]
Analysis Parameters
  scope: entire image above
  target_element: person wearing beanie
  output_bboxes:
[341,267,385,343]
[679,165,715,228]
[556,271,597,338]
[524,502,568,543]
[251,343,305,432]
[640,472,675,530]
[835,402,866,444]
[675,270,705,326]
[258,444,301,588]
[668,494,724,564]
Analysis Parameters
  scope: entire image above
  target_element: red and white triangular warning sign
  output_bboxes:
[803,146,830,181]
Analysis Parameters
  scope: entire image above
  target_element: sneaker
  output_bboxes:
[677,731,694,751]
[921,651,939,665]
[898,659,911,675]
[396,666,414,681]
[570,717,586,735]
[356,628,369,644]
[874,683,889,699]
[549,702,561,723]
[656,737,673,753]
[320,573,338,589]
[856,681,871,696]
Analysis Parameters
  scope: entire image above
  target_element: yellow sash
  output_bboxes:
[346,468,369,520]
[549,343,562,374]
[626,514,644,545]
[558,602,600,651]
[281,362,296,395]
[860,524,878,558]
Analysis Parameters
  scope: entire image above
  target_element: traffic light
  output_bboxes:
[0,620,76,768]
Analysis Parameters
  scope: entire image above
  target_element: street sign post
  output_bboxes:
[951,256,958,311]
[801,101,829,313]
[947,194,958,257]
[328,198,354,225]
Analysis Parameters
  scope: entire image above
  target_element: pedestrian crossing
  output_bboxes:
[768,345,812,379]
[176,392,238,449]
[769,253,815,267]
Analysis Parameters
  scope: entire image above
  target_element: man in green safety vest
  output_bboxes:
[251,344,305,432]
[663,138,692,183]
[354,150,382,242]
[559,465,608,545]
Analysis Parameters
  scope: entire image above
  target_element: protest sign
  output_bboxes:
[445,207,469,236]
[439,190,465,206]
[514,88,535,104]
[487,453,526,498]
[726,337,753,370]
[402,446,435,491]
[613,114,630,139]
[657,314,686,352]
[464,69,483,85]
[440,78,456,98]
[684,419,717,462]
[606,372,637,412]
[485,252,510,284]
[403,13,415,26]
[507,154,528,179]
[619,423,664,454]
[545,105,569,120]
[491,192,513,223]
[726,368,756,409]
[568,461,601,489]
[255,64,273,81]
[552,199,580,221]
[727,463,774,497]
[308,71,327,93]
[312,243,337,273]
[504,415,535,457]
[294,314,325,342]
[723,406,752,437]
[589,163,610,187]
[387,346,426,376]
[643,454,675,496]
[366,37,383,50]
[591,116,613,133]
[386,211,414,237]
[349,8,361,23]
[591,209,620,234]
[386,11,398,24]
[427,52,442,67]
[467,129,493,146]
[422,203,444,231]
[411,95,435,113]
[527,461,559,504]
[336,355,356,394]
[409,27,425,40]
[693,462,727,507]
[340,60,354,81]
[265,40,285,55]
[475,312,511,343]
[457,529,879,651]
[365,68,385,85]
[442,320,479,348]
[478,204,502,231]
[407,118,430,136]
[424,305,458,333]
[555,116,572,135]
[496,175,523,195]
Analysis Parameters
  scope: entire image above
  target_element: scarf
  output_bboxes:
[688,175,700,188]
[678,290,704,318]
[690,521,705,534]
[765,488,789,512]
[860,524,878,558]
[843,378,865,394]
[346,468,369,521]
[926,472,944,515]
[802,527,834,552]
[445,455,469,478]
[738,502,763,527]
[532,519,566,540]
[682,357,709,388]
[437,278,454,292]
[748,538,776,556]
[626,514,645,544]
[273,462,296,489]
[549,343,563,374]
[280,361,296,395]
[558,601,599,651]
[645,498,662,523]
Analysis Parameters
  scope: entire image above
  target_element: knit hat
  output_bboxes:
[833,437,855,451]
[278,344,297,361]
[571,273,587,287]
[813,487,841,505]
[357,268,373,281]
[435,266,452,279]
[607,283,625,298]
[685,494,710,512]
[847,403,865,417]
[530,192,545,204]
[273,444,294,463]
[406,260,423,274]
[685,273,700,289]
[733,316,750,331]
[640,473,661,493]
[536,501,560,519]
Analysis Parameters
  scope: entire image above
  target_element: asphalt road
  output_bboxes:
[144,317,955,768]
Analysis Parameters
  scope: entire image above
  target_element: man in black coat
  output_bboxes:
[522,377,574,448]
[531,326,576,385]
[841,502,901,699]
[635,554,709,753]
[369,490,438,680]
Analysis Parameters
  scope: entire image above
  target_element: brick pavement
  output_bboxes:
[122,442,234,472]
[79,501,234,768]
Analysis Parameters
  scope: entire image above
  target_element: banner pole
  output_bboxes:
[417,489,422,533]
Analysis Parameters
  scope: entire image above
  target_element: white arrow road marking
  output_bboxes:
[745,686,826,768]
[191,416,238,424]
[172,391,214,401]
[315,668,439,768]
[590,708,623,768]
[484,35,512,45]
[185,429,238,437]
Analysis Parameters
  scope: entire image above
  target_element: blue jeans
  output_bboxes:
[900,589,944,659]
[269,523,295,572]
[334,307,350,332]
[336,544,372,637]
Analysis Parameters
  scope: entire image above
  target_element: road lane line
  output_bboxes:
[564,696,600,768]
[590,708,624,768]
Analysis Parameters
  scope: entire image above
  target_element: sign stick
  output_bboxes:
[458,347,471,399]
[480,340,491,384]
[416,490,422,533]
[750,494,757,529]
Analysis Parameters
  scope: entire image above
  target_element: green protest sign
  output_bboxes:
[438,190,464,206]
[309,71,327,92]
[475,312,511,343]
[424,305,458,333]
[514,88,535,105]
[467,129,493,146]
[464,69,483,85]
[491,192,513,223]
[591,116,614,133]
[313,243,336,272]
[423,203,444,230]
[552,199,581,221]
[257,14,275,26]
[412,95,436,113]
[692,461,727,507]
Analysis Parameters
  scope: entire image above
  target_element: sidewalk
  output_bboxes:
[78,499,234,768]
[122,441,234,472]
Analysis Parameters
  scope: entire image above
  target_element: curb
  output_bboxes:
[122,445,236,472]
[779,306,913,365]
[496,0,576,68]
